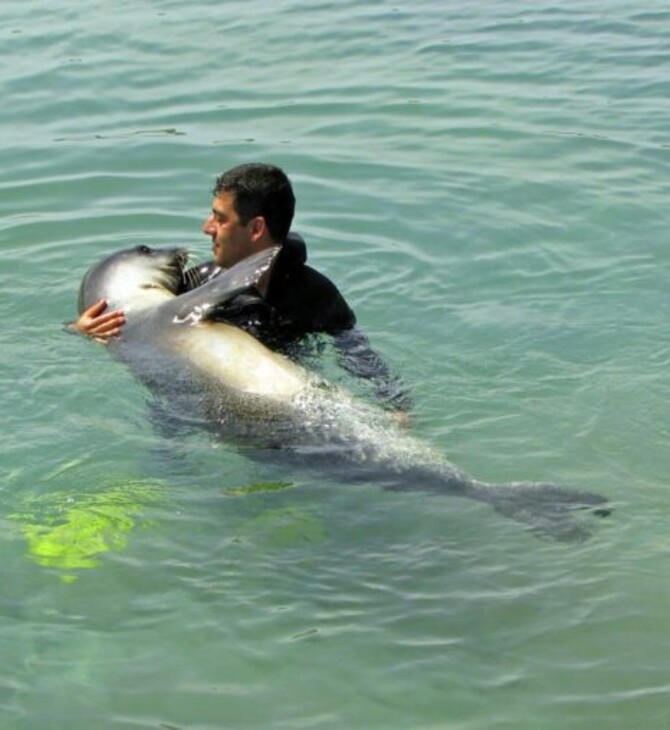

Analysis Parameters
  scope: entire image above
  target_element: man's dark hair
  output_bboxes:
[212,163,295,242]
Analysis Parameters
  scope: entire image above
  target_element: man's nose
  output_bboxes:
[202,215,215,234]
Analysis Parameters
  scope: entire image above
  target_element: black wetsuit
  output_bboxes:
[182,233,412,411]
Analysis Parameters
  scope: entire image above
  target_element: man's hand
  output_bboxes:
[391,411,411,429]
[73,300,125,341]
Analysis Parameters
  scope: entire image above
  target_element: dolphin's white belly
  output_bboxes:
[167,320,309,401]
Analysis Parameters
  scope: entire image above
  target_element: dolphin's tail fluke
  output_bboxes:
[468,480,612,542]
[378,461,612,541]
[250,423,613,542]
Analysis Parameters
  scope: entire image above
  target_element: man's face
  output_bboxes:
[202,191,255,269]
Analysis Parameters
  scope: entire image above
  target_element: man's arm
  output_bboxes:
[333,327,414,413]
[285,263,412,414]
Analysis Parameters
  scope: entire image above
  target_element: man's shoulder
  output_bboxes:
[274,241,343,300]
[272,259,356,332]
[277,233,342,293]
[295,260,341,292]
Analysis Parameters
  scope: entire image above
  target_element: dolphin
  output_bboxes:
[77,244,611,541]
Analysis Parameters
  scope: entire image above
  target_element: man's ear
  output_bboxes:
[248,216,267,242]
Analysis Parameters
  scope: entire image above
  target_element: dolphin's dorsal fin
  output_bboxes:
[171,246,280,325]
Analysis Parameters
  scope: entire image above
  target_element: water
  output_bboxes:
[1,0,669,727]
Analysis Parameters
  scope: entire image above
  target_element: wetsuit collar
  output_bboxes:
[264,232,307,302]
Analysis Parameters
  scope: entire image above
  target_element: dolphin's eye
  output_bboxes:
[136,245,152,255]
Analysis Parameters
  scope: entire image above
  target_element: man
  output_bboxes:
[75,163,410,411]
[76,164,353,338]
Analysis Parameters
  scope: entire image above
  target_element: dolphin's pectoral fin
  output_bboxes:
[172,246,280,324]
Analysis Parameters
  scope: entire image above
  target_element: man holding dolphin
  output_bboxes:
[74,162,410,411]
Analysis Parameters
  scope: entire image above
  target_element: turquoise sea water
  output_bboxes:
[2,1,670,727]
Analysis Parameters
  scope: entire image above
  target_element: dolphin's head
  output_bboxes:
[78,245,188,314]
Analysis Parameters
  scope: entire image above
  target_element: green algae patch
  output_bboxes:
[10,478,164,580]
